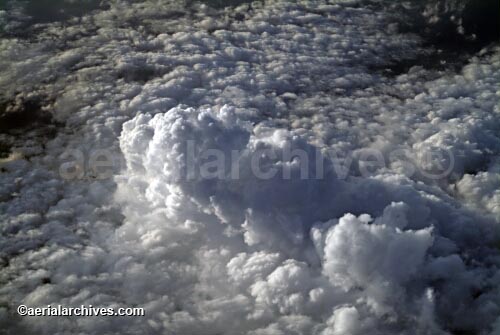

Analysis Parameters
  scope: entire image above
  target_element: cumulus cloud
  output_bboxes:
[0,0,499,334]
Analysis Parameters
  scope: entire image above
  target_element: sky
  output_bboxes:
[0,0,499,334]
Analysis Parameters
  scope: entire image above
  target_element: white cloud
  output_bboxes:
[1,0,500,334]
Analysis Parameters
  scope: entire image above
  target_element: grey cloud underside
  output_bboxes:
[0,1,500,334]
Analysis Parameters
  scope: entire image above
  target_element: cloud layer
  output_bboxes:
[0,1,499,334]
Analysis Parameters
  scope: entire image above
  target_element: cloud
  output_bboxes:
[0,1,499,334]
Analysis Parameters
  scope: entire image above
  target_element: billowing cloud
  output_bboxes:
[1,1,499,334]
